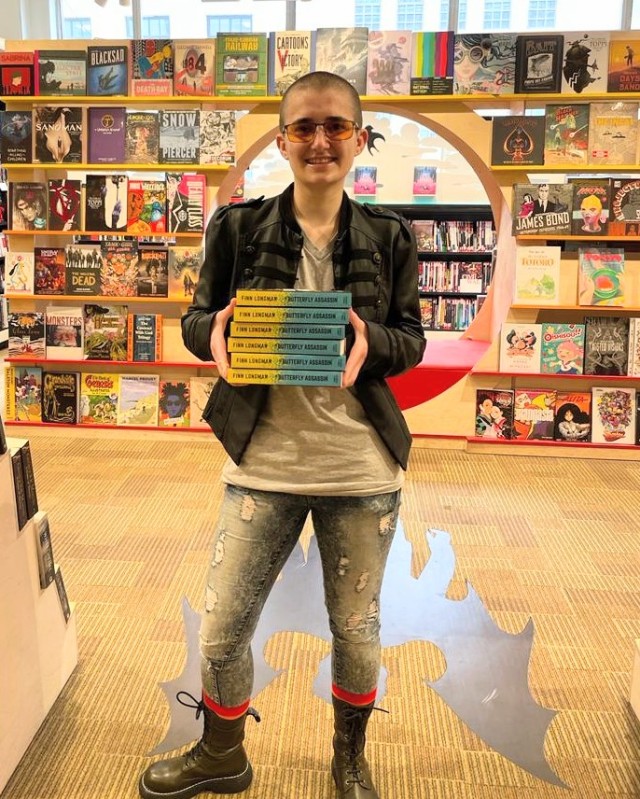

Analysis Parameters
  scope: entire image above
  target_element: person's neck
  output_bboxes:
[292,184,343,249]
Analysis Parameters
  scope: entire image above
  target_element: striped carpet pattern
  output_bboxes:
[3,429,640,798]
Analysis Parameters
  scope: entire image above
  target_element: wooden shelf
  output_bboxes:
[6,294,192,303]
[510,303,640,311]
[4,163,230,172]
[515,234,640,241]
[6,357,215,368]
[5,229,202,238]
[5,420,210,432]
[467,435,640,451]
[472,370,640,381]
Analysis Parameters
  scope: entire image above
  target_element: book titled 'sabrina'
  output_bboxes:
[230,321,345,339]
[235,289,352,307]
[230,353,346,370]
[227,337,345,355]
[227,368,343,386]
[233,307,349,324]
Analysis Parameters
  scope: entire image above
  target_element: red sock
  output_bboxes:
[332,684,377,707]
[203,692,250,719]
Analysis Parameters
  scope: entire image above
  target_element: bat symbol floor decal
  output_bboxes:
[149,525,568,789]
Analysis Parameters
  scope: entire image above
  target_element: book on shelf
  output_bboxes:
[127,313,163,362]
[410,31,454,95]
[87,44,129,96]
[64,243,102,297]
[48,179,81,232]
[353,166,377,196]
[453,33,517,95]
[498,323,543,374]
[83,304,128,361]
[513,245,561,306]
[130,39,174,97]
[80,373,119,425]
[137,248,168,297]
[87,107,126,164]
[514,34,563,93]
[7,366,42,423]
[607,37,640,92]
[229,321,346,339]
[174,40,215,96]
[117,374,159,426]
[36,49,86,96]
[0,412,7,456]
[490,116,544,167]
[540,323,585,375]
[10,447,29,531]
[199,110,236,165]
[0,51,34,96]
[85,174,128,233]
[33,105,84,164]
[560,32,610,95]
[511,183,572,237]
[226,368,343,387]
[9,181,47,231]
[235,289,352,307]
[268,30,315,95]
[232,306,349,325]
[475,389,514,440]
[627,317,640,377]
[19,440,39,520]
[101,240,139,297]
[587,102,639,166]
[366,30,412,96]
[166,173,206,235]
[5,252,34,295]
[569,177,611,236]
[127,178,166,235]
[315,28,368,93]
[591,386,636,445]
[578,247,625,307]
[45,305,84,359]
[553,391,591,442]
[159,380,190,428]
[215,33,268,96]
[34,247,66,295]
[513,389,557,442]
[42,371,80,425]
[609,178,640,236]
[8,311,45,359]
[0,110,33,163]
[227,336,346,356]
[54,565,72,623]
[33,511,56,589]
[584,316,629,376]
[189,376,218,430]
[168,246,203,300]
[413,166,437,199]
[159,110,200,164]
[125,110,160,164]
[543,103,589,166]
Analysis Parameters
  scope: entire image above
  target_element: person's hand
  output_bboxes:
[209,298,236,380]
[342,308,369,388]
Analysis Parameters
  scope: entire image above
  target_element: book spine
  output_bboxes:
[235,289,352,307]
[34,511,56,589]
[230,353,346,370]
[233,307,349,324]
[127,312,134,361]
[4,365,15,421]
[229,322,346,339]
[20,441,39,519]
[227,368,343,386]
[54,565,72,622]
[156,314,163,361]
[0,412,6,455]
[227,337,345,355]
[11,449,28,531]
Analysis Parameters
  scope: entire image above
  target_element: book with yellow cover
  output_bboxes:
[229,322,345,339]
[227,369,343,386]
[233,307,349,324]
[227,337,345,355]
[235,289,351,307]
[230,353,346,370]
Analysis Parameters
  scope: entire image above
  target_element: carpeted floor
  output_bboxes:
[3,428,640,798]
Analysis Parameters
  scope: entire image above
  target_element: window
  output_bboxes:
[458,0,468,29]
[355,0,381,31]
[207,15,252,36]
[439,0,449,30]
[397,0,423,30]
[483,0,511,30]
[126,15,170,38]
[527,0,556,28]
[63,17,91,39]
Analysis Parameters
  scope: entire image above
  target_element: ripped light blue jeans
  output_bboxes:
[200,485,401,707]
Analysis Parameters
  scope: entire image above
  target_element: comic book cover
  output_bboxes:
[268,31,315,95]
[490,115,544,167]
[410,31,454,95]
[159,380,190,428]
[80,372,119,425]
[174,40,215,96]
[569,177,611,236]
[127,313,162,362]
[515,34,563,93]
[628,317,640,377]
[64,244,102,296]
[33,105,83,164]
[609,178,640,236]
[48,179,81,231]
[540,323,585,375]
[117,374,159,426]
[166,173,206,234]
[36,50,86,95]
[315,28,368,94]
[553,391,591,442]
[0,51,34,96]
[413,166,437,199]
[42,371,80,424]
[591,386,636,444]
[8,312,45,358]
[513,389,556,441]
[83,304,128,361]
[199,110,236,165]
[84,174,128,232]
[578,247,624,306]
[87,45,128,96]
[513,245,561,305]
[87,107,126,164]
[0,110,32,163]
[130,39,174,97]
[100,240,139,297]
[127,179,166,235]
[498,322,542,374]
[33,247,65,295]
[137,248,168,297]
[560,32,610,95]
[44,306,83,359]
[215,33,268,97]
[475,389,514,439]
[189,375,218,429]
[511,183,573,236]
[9,181,47,231]
[453,33,517,95]
[159,109,200,164]
[366,30,412,96]
[168,246,203,300]
[5,252,34,295]
[607,37,640,92]
[543,103,589,166]
[125,110,160,164]
[13,366,42,423]
[584,316,629,375]
[353,166,377,196]
[587,102,638,166]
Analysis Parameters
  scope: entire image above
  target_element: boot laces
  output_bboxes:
[339,705,388,789]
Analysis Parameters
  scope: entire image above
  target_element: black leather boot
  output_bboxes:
[139,693,260,799]
[331,696,380,798]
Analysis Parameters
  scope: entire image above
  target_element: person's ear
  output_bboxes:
[276,132,289,160]
[355,126,368,156]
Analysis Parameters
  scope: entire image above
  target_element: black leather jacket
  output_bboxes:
[182,184,426,469]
